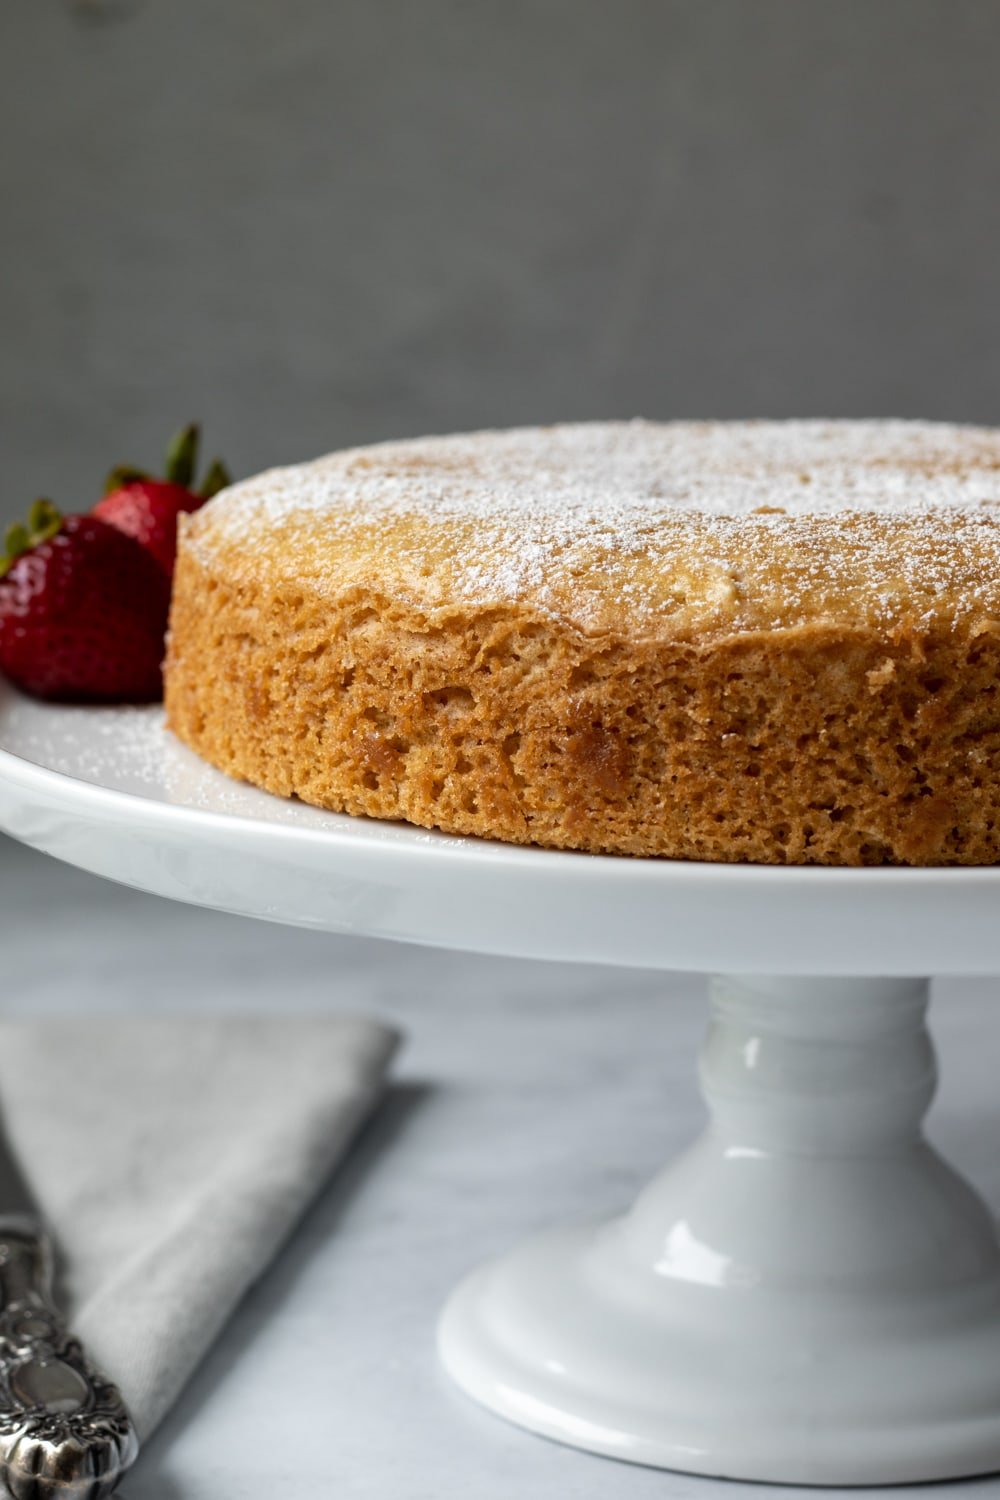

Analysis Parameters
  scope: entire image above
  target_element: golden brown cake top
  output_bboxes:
[183,420,1000,641]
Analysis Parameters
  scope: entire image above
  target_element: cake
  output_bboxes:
[164,419,1000,865]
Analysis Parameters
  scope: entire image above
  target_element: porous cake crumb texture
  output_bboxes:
[165,420,1000,864]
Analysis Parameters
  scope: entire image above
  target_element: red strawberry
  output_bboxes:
[0,502,170,703]
[94,480,203,577]
[93,423,231,578]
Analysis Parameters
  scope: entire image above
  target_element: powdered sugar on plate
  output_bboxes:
[0,691,349,827]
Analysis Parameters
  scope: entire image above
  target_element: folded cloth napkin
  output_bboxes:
[0,1014,398,1438]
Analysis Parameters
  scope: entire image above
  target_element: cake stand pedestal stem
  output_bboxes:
[439,973,1000,1485]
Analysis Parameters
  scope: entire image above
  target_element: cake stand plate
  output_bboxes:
[3,685,1000,1486]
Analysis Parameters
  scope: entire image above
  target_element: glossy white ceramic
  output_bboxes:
[3,688,1000,1484]
[441,974,1000,1483]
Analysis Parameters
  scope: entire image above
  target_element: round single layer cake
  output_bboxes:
[165,419,1000,864]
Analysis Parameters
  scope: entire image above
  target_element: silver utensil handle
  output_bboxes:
[0,1216,138,1499]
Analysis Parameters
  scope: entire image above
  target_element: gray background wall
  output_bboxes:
[3,0,1000,506]
[3,0,1000,863]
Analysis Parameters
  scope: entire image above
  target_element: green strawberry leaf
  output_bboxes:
[27,499,63,544]
[198,458,232,501]
[0,499,63,578]
[164,423,200,488]
[103,465,151,496]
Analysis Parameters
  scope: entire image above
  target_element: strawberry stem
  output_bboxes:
[164,424,200,488]
[103,464,151,495]
[0,499,62,578]
[4,524,29,563]
[27,499,61,539]
[103,423,231,503]
[198,458,232,501]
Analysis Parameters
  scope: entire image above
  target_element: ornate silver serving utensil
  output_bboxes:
[0,1217,137,1499]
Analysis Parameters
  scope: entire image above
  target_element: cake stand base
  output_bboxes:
[6,698,1000,1484]
[438,975,1000,1485]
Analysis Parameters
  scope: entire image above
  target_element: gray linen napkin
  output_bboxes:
[0,1014,398,1438]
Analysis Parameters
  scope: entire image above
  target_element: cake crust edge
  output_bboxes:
[165,543,1000,865]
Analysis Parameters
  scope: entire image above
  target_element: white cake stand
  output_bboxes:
[3,685,1000,1487]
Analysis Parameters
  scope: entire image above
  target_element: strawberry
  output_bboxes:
[94,480,202,579]
[0,501,171,703]
[93,423,231,577]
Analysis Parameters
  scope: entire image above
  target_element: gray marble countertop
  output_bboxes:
[3,834,1000,1499]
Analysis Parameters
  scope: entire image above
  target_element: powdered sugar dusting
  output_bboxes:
[0,694,347,826]
[188,420,1000,633]
[206,419,1000,523]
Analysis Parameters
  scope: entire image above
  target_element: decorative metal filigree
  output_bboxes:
[0,1219,138,1499]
